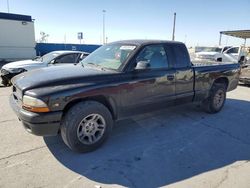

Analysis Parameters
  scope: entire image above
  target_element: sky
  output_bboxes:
[0,0,249,47]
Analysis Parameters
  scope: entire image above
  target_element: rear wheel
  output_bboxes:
[202,83,226,113]
[61,101,113,153]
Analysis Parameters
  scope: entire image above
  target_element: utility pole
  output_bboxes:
[7,0,10,13]
[172,12,176,41]
[102,10,106,45]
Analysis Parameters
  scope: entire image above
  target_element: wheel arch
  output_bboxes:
[62,95,117,120]
[212,77,229,90]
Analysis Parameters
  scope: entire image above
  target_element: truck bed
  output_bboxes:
[191,60,240,101]
[192,60,238,67]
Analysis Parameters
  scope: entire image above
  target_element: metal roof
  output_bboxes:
[220,30,250,39]
[0,12,32,22]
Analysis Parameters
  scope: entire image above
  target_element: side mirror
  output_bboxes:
[238,56,245,65]
[135,61,150,70]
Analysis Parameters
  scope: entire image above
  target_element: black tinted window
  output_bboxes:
[172,44,190,68]
[136,45,168,69]
[56,54,78,64]
[227,47,239,54]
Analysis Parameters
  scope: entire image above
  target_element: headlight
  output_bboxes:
[9,68,25,73]
[22,95,50,112]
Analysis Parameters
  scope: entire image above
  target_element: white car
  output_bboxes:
[1,50,89,86]
[195,46,247,63]
[223,46,247,63]
[195,46,231,62]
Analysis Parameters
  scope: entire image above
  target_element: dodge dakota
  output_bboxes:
[10,40,240,152]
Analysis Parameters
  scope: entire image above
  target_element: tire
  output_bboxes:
[1,77,10,87]
[202,83,226,114]
[61,101,113,153]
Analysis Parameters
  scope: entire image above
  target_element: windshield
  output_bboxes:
[203,47,222,52]
[81,44,137,70]
[36,52,60,63]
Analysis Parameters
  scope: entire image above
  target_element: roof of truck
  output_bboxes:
[111,39,184,46]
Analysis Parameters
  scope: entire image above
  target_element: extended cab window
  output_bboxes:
[172,44,191,68]
[136,45,168,69]
[55,54,79,64]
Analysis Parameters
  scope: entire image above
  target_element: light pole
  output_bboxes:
[172,12,176,41]
[102,10,106,45]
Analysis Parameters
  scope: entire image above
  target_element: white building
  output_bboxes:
[0,12,36,61]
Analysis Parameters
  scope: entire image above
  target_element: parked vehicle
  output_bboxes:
[0,50,89,86]
[195,46,231,62]
[10,40,240,153]
[195,46,247,63]
[223,46,247,64]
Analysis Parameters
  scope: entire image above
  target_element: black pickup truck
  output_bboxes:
[10,40,240,152]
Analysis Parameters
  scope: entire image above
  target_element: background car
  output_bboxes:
[0,50,89,86]
[193,46,247,63]
[194,46,231,62]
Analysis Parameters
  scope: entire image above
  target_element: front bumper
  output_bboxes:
[10,94,63,136]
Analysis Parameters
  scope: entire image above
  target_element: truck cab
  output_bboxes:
[223,46,247,63]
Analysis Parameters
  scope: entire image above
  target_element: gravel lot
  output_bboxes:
[0,83,250,188]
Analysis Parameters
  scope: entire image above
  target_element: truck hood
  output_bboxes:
[2,60,44,70]
[12,64,115,91]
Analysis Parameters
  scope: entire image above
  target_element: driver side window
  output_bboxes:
[136,45,168,69]
[54,54,79,64]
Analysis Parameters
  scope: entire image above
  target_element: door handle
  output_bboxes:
[167,75,175,81]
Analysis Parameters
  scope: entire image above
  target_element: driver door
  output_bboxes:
[120,44,176,117]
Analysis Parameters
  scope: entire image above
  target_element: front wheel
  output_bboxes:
[61,101,113,153]
[1,76,11,87]
[202,83,226,113]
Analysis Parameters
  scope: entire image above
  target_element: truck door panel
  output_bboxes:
[120,44,176,117]
[170,43,194,104]
[175,67,194,104]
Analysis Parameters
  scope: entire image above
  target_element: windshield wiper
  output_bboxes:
[84,62,107,71]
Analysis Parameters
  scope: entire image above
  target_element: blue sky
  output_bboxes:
[0,0,249,46]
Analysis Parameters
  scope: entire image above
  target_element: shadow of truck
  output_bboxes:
[44,98,250,187]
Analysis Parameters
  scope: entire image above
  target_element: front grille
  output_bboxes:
[12,85,22,106]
